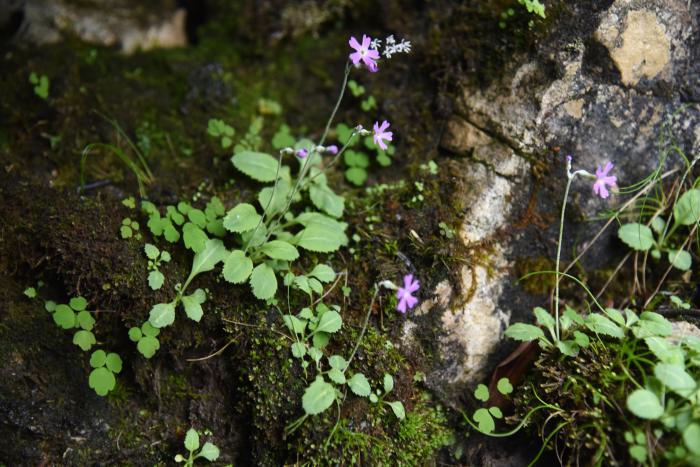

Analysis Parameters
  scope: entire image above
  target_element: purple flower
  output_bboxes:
[295,148,308,159]
[349,35,380,72]
[326,145,338,155]
[566,154,572,163]
[593,161,617,199]
[373,120,393,150]
[396,274,419,314]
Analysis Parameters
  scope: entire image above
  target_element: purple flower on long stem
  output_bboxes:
[373,120,393,150]
[593,162,617,199]
[349,35,380,72]
[326,145,338,155]
[295,148,308,159]
[396,274,419,314]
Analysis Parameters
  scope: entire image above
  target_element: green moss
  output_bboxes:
[295,392,452,465]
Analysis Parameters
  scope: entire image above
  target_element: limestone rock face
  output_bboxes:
[4,0,187,53]
[419,0,700,406]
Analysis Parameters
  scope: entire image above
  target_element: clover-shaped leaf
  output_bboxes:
[474,384,489,402]
[473,408,495,434]
[497,378,513,395]
[89,367,116,396]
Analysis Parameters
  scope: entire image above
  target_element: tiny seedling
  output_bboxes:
[88,349,122,396]
[207,118,235,149]
[144,243,171,290]
[29,72,50,100]
[120,217,141,239]
[175,428,220,466]
[128,321,161,358]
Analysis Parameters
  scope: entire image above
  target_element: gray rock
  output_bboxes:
[7,0,187,53]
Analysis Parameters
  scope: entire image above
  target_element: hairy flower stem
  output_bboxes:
[264,61,352,242]
[554,177,573,340]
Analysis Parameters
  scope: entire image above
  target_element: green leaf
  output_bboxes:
[283,315,307,334]
[294,276,311,295]
[149,302,176,328]
[188,209,207,228]
[473,408,495,434]
[563,305,584,325]
[120,225,132,239]
[90,349,107,368]
[683,423,700,455]
[190,239,227,277]
[309,278,323,295]
[53,304,76,329]
[250,263,278,300]
[556,339,579,357]
[633,312,673,338]
[163,222,180,243]
[137,336,160,358]
[310,264,335,283]
[313,331,330,349]
[291,342,306,358]
[184,428,200,452]
[604,307,625,326]
[261,240,299,261]
[308,347,323,363]
[585,313,624,338]
[497,378,514,395]
[182,294,204,322]
[89,367,116,396]
[45,300,56,312]
[489,406,503,419]
[258,180,292,215]
[345,167,368,186]
[668,249,692,271]
[141,321,160,337]
[309,185,345,218]
[231,151,280,182]
[105,353,123,373]
[645,337,684,364]
[23,287,37,298]
[573,331,590,347]
[315,310,342,334]
[296,225,345,253]
[272,125,295,149]
[76,310,96,330]
[629,445,647,463]
[73,330,96,351]
[674,189,700,225]
[654,363,696,397]
[336,123,353,145]
[302,377,336,415]
[504,323,544,341]
[328,355,348,371]
[183,223,209,253]
[383,374,394,393]
[344,150,370,168]
[627,389,664,419]
[223,203,262,233]
[199,442,220,461]
[144,243,159,259]
[328,368,346,384]
[128,327,142,342]
[618,223,654,251]
[474,384,489,401]
[387,401,406,420]
[222,250,254,284]
[69,296,87,311]
[348,373,371,397]
[533,306,554,329]
[148,270,165,290]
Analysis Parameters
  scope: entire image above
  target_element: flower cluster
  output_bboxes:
[349,34,411,73]
[370,35,412,59]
